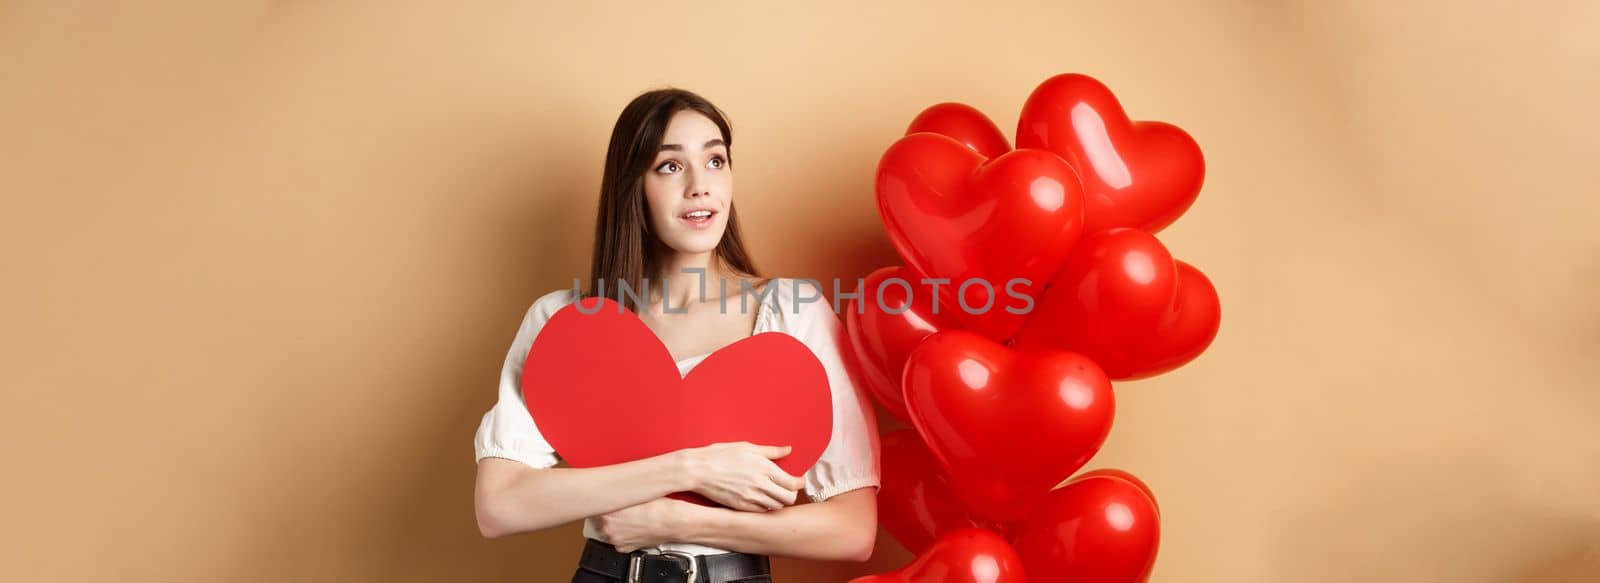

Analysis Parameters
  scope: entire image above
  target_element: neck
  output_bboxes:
[651,251,723,310]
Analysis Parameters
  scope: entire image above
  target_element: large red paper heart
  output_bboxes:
[849,528,1028,583]
[521,296,833,507]
[1009,471,1162,583]
[876,132,1086,343]
[1012,228,1221,380]
[903,330,1115,524]
[843,266,956,423]
[877,429,986,555]
[1017,72,1205,235]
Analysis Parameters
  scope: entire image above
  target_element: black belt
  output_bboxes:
[577,538,771,583]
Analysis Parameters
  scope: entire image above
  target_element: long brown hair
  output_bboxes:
[583,88,762,313]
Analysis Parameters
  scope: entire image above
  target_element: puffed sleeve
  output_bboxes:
[790,280,883,503]
[473,289,576,469]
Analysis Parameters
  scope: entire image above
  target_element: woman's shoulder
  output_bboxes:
[521,287,581,326]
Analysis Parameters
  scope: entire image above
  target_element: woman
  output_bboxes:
[473,88,881,583]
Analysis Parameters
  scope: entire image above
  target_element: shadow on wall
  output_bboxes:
[323,86,602,579]
[1510,525,1600,583]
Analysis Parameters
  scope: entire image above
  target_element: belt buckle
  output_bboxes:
[626,550,698,583]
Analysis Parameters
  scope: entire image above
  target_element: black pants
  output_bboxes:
[567,558,774,583]
[569,567,616,583]
[569,536,773,583]
[569,572,773,583]
[569,568,774,583]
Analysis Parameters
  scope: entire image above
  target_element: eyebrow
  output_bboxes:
[658,139,726,152]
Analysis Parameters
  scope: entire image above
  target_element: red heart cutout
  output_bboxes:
[1013,228,1221,380]
[877,429,986,555]
[849,528,1028,583]
[521,296,833,506]
[876,132,1086,342]
[1017,73,1205,235]
[843,266,957,423]
[906,102,1013,159]
[903,330,1115,523]
[1009,471,1162,583]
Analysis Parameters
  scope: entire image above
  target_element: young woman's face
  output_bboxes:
[643,110,733,257]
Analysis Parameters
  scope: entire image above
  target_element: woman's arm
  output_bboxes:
[474,453,690,538]
[618,487,879,561]
[476,441,803,538]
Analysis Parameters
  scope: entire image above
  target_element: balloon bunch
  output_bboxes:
[845,73,1221,582]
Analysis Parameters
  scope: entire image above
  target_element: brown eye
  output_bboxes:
[656,160,682,174]
[708,156,727,169]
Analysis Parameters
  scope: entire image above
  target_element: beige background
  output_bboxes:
[2,1,1596,581]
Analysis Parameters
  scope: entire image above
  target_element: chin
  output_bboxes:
[663,232,724,256]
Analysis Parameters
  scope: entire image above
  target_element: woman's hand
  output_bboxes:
[677,442,807,512]
[594,497,696,553]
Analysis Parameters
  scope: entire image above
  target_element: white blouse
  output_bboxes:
[473,277,882,555]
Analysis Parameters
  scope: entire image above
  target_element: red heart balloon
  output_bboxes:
[1012,228,1220,380]
[849,528,1027,583]
[1009,472,1161,583]
[907,102,1013,159]
[902,330,1115,523]
[876,132,1086,342]
[521,297,833,506]
[1072,468,1160,517]
[843,266,957,423]
[878,429,986,554]
[1017,73,1205,235]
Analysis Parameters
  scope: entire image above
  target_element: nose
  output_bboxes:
[685,171,711,199]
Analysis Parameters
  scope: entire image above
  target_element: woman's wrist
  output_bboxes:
[663,448,699,493]
[666,499,721,542]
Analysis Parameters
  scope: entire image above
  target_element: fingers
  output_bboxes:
[769,468,806,492]
[756,444,793,459]
[758,480,799,508]
[698,442,804,512]
[754,487,787,511]
[720,490,777,512]
[711,488,765,513]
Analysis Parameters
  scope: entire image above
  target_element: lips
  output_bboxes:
[679,207,719,229]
